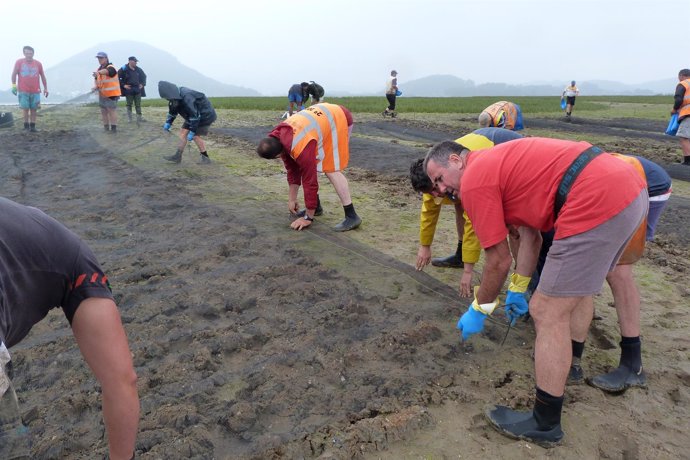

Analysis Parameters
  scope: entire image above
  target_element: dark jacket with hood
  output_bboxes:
[118,64,147,96]
[158,81,217,133]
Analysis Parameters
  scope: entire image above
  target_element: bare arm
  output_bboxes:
[476,239,512,304]
[514,226,542,277]
[71,298,139,460]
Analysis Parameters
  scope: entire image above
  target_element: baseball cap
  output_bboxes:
[96,51,108,58]
[128,56,138,62]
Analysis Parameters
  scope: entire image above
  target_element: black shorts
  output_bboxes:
[566,96,576,106]
[181,122,211,136]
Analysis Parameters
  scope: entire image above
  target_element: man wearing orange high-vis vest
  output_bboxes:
[257,103,362,232]
[92,51,121,132]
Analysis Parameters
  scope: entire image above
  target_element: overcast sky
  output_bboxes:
[2,0,684,95]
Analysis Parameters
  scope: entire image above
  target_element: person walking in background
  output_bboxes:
[383,70,399,118]
[287,83,305,116]
[10,46,48,132]
[257,103,362,232]
[0,197,139,460]
[158,81,217,164]
[562,80,579,121]
[477,101,524,131]
[118,56,147,124]
[671,68,690,165]
[302,81,325,105]
[92,52,121,132]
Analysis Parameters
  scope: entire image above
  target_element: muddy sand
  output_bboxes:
[0,108,688,459]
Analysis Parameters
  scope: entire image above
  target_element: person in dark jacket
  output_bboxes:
[158,81,217,164]
[301,81,324,105]
[118,56,147,124]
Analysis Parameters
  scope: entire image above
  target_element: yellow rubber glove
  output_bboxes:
[470,285,498,315]
[11,84,17,96]
[508,273,531,293]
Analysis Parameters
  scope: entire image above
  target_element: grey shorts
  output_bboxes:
[537,189,648,297]
[181,122,211,136]
[99,96,119,109]
[676,116,690,139]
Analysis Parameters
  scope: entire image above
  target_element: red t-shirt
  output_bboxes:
[461,137,646,248]
[268,107,353,210]
[13,58,45,93]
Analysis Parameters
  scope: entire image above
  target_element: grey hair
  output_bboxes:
[423,140,467,172]
[477,111,492,127]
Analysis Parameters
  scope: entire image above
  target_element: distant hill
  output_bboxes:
[399,74,678,97]
[0,40,259,103]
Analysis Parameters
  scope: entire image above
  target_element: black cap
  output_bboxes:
[128,56,138,62]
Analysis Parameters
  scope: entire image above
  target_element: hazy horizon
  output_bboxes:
[2,0,685,96]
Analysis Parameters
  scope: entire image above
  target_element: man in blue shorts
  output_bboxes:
[0,197,139,460]
[10,46,48,132]
[287,83,305,116]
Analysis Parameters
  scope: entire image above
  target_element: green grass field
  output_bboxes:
[140,95,674,118]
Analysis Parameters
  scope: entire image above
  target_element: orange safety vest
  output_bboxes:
[679,80,690,119]
[96,64,122,97]
[483,101,517,130]
[610,153,647,265]
[285,103,350,173]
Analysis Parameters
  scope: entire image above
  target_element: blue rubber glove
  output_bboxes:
[186,131,195,142]
[457,306,487,341]
[11,84,17,96]
[505,290,529,326]
[163,122,171,131]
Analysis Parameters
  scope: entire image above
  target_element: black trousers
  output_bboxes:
[386,93,397,111]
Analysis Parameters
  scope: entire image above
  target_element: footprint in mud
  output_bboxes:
[589,322,617,350]
[597,424,640,459]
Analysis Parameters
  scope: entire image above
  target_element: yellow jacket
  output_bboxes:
[419,132,496,263]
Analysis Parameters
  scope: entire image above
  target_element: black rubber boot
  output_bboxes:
[165,149,183,163]
[588,366,647,393]
[485,405,564,448]
[567,363,584,385]
[333,215,362,232]
[431,241,463,268]
[587,339,646,393]
[682,156,690,166]
[198,154,211,164]
[29,123,37,133]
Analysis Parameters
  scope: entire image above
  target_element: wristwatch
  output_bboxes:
[303,215,314,221]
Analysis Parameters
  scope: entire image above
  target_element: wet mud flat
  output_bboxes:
[0,114,688,459]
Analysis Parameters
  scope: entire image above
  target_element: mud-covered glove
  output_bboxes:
[505,273,531,325]
[187,131,195,141]
[163,122,171,131]
[457,286,497,341]
[11,84,17,96]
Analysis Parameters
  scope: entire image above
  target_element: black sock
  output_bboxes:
[343,203,357,219]
[200,151,209,157]
[619,336,642,371]
[455,240,463,255]
[571,340,585,363]
[534,387,563,430]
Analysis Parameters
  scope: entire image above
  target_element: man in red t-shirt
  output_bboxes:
[257,103,362,232]
[10,46,48,132]
[424,137,647,447]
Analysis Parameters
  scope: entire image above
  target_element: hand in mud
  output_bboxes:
[288,201,299,216]
[290,217,312,231]
[415,245,431,271]
[460,270,473,297]
[457,306,487,341]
